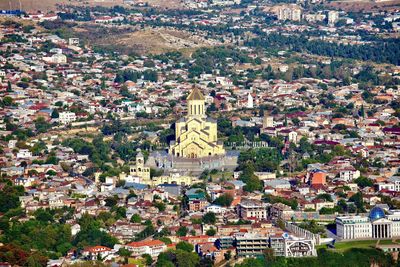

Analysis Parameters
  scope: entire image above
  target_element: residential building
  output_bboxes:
[237,199,268,220]
[59,112,76,124]
[126,240,167,257]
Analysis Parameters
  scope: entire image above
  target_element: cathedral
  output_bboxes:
[134,87,238,176]
[168,88,225,158]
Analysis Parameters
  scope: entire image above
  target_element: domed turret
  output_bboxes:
[369,206,385,221]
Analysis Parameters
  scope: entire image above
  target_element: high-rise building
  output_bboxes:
[277,5,302,21]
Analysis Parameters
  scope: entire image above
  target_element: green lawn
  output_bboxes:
[378,239,398,245]
[128,258,145,267]
[322,240,379,251]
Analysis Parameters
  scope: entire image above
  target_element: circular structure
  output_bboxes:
[369,206,385,221]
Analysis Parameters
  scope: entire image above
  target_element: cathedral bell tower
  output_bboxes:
[187,87,206,119]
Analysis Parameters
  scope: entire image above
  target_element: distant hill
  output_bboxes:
[0,0,124,12]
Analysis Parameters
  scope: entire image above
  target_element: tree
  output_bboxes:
[118,248,131,264]
[240,167,263,192]
[104,196,118,207]
[51,109,59,118]
[354,176,373,188]
[73,214,118,249]
[3,96,13,106]
[130,214,141,223]
[202,212,216,224]
[34,208,54,222]
[7,80,12,92]
[224,250,231,261]
[153,201,166,212]
[35,117,51,133]
[213,193,233,207]
[175,249,200,267]
[156,252,175,267]
[142,253,153,266]
[112,206,126,219]
[0,185,24,213]
[263,248,275,262]
[26,253,46,267]
[159,237,172,245]
[206,228,216,236]
[316,193,333,202]
[176,226,188,237]
[176,241,194,252]
[349,192,365,212]
[134,224,155,241]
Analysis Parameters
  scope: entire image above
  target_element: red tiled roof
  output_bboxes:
[126,240,165,248]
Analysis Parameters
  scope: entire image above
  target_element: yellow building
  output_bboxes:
[129,151,196,186]
[129,151,150,180]
[148,173,195,186]
[169,88,225,158]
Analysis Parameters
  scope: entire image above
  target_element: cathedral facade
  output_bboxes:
[168,88,225,158]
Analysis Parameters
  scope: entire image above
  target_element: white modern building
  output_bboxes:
[205,204,227,214]
[43,53,67,64]
[339,168,361,182]
[336,207,400,240]
[59,112,77,124]
[377,176,400,192]
[328,10,339,25]
[17,149,32,159]
[237,199,268,220]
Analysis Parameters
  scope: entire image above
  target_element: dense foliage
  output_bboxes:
[248,33,400,65]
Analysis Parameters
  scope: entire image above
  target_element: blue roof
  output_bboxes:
[39,109,53,114]
[158,184,180,187]
[369,206,385,221]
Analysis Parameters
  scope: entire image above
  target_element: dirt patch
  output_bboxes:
[0,0,125,12]
[78,26,222,55]
[136,0,184,9]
